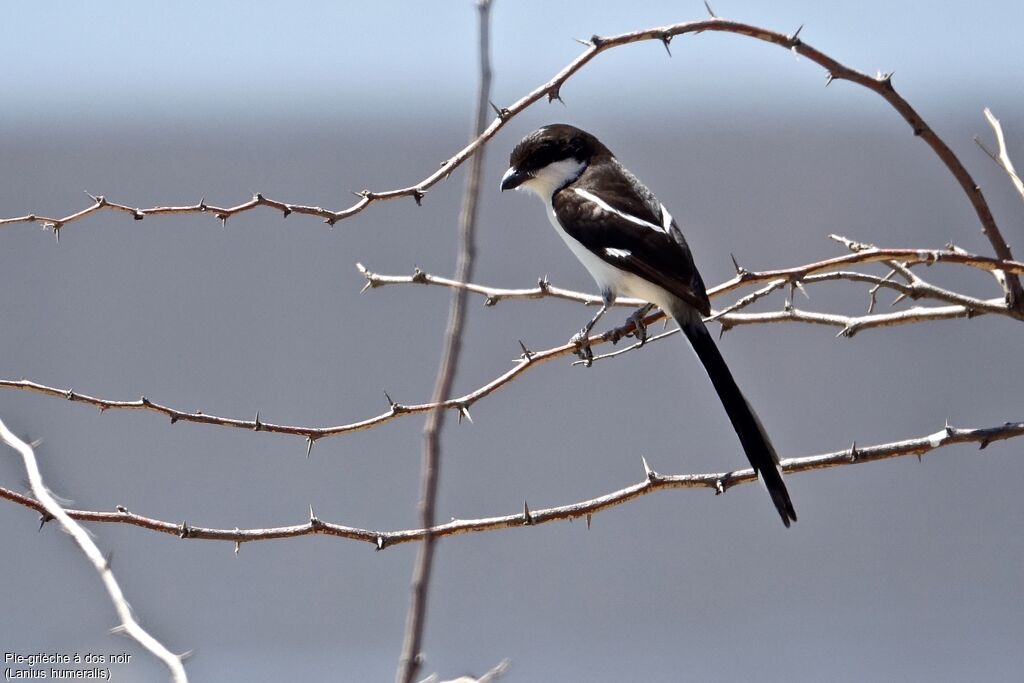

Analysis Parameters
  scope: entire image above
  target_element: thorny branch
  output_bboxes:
[2,16,1019,304]
[0,418,188,682]
[3,237,1020,444]
[2,420,1019,548]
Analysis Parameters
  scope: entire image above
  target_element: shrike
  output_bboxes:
[501,123,796,527]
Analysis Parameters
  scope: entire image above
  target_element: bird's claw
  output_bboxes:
[628,309,649,346]
[571,329,594,366]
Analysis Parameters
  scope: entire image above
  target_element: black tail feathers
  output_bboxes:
[673,306,797,527]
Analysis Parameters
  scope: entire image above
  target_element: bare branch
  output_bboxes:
[4,240,1020,444]
[419,658,510,683]
[3,420,1018,547]
[976,108,1024,201]
[397,3,493,682]
[718,300,997,338]
[363,242,1024,310]
[4,16,1019,307]
[0,418,188,682]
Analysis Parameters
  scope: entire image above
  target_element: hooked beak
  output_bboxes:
[500,166,531,191]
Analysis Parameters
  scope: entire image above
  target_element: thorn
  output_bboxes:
[234,540,241,555]
[116,505,128,513]
[253,411,262,431]
[411,267,427,283]
[790,23,804,44]
[793,280,810,300]
[484,295,498,306]
[458,404,473,424]
[169,414,178,424]
[412,189,425,206]
[306,436,315,458]
[489,101,511,120]
[537,275,550,293]
[376,535,385,551]
[916,452,923,463]
[825,72,835,87]
[103,550,114,571]
[660,33,672,57]
[523,500,534,525]
[703,0,718,18]
[547,87,563,105]
[572,37,593,47]
[218,213,228,228]
[178,520,190,538]
[198,197,207,211]
[132,210,144,221]
[641,455,654,480]
[715,479,725,495]
[52,224,61,243]
[730,253,747,275]
[848,441,858,462]
[586,513,592,529]
[518,340,534,362]
[38,512,53,531]
[309,504,320,526]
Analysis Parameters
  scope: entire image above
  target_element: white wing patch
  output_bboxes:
[573,188,666,234]
[660,204,674,233]
[604,247,632,259]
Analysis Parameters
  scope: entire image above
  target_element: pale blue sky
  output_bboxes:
[6,1,1022,126]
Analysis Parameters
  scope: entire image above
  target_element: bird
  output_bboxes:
[500,123,796,527]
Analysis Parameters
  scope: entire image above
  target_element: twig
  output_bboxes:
[3,420,1018,547]
[419,658,510,683]
[0,418,188,682]
[976,108,1024,201]
[396,3,493,682]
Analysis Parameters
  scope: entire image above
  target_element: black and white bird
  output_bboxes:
[500,123,797,527]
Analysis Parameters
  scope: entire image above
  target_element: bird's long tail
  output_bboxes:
[670,303,797,527]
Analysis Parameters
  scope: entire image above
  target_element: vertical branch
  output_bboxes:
[0,418,188,682]
[396,2,493,682]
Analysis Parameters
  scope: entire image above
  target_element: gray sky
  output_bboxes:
[2,2,1023,681]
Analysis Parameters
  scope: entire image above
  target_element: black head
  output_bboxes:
[500,124,611,192]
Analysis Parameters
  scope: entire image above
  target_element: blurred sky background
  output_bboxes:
[2,1,1022,681]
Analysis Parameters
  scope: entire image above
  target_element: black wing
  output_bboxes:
[552,181,711,316]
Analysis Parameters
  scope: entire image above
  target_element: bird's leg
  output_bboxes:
[627,303,655,346]
[571,297,611,367]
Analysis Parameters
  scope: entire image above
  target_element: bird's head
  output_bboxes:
[500,124,609,198]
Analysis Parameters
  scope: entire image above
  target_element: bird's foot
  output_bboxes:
[627,304,653,346]
[570,328,594,367]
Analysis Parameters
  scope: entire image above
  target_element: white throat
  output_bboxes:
[515,158,586,200]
